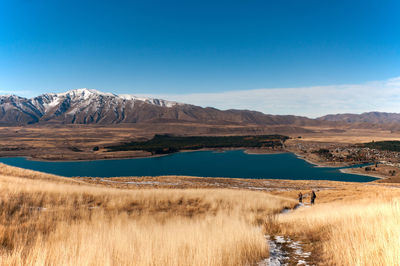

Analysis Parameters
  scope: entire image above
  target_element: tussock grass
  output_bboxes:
[268,189,400,265]
[0,162,79,184]
[4,215,267,266]
[0,166,295,266]
[3,163,399,265]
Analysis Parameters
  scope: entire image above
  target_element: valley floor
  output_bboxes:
[2,124,400,162]
[0,163,399,265]
[3,124,400,183]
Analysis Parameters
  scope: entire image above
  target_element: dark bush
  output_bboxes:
[105,134,289,154]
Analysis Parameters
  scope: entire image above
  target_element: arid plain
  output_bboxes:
[2,123,400,161]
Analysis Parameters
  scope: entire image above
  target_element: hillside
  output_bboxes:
[3,89,400,132]
[4,89,400,136]
[318,111,400,124]
[0,163,399,265]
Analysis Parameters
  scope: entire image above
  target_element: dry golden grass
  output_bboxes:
[0,168,295,266]
[297,128,400,143]
[0,162,82,184]
[4,215,268,266]
[2,163,400,265]
[275,184,388,204]
[267,187,400,265]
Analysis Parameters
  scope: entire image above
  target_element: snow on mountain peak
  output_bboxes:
[118,94,179,107]
[2,89,182,118]
[60,88,116,99]
[0,95,22,100]
[53,88,179,107]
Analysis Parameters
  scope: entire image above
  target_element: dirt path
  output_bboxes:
[257,235,311,266]
[258,204,313,266]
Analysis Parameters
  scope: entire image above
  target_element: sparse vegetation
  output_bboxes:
[68,146,83,152]
[312,148,333,159]
[364,140,400,152]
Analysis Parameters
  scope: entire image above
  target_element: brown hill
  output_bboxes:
[317,112,400,124]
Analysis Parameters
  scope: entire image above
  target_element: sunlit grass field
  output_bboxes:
[0,163,399,265]
[0,165,295,266]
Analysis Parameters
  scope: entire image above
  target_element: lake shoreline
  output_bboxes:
[339,168,385,180]
[2,147,288,163]
[0,147,386,181]
[0,150,379,182]
[292,152,386,179]
[292,153,357,168]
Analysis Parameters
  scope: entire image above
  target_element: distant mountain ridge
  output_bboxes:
[2,89,400,127]
[0,88,317,126]
[0,89,181,124]
[317,112,400,124]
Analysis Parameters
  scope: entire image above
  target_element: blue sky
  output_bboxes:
[0,0,399,116]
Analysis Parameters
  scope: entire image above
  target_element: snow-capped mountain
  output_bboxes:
[0,95,43,124]
[31,88,179,113]
[0,89,183,124]
[2,88,400,131]
[0,88,319,126]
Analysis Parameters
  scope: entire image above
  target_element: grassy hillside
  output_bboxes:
[0,165,294,266]
[0,163,399,265]
[271,197,400,265]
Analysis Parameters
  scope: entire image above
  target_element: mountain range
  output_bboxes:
[0,88,399,127]
[0,88,318,126]
[317,112,400,124]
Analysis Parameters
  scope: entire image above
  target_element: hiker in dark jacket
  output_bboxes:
[298,192,303,203]
[310,190,317,205]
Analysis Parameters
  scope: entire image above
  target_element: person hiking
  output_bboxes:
[310,190,317,205]
[298,192,303,203]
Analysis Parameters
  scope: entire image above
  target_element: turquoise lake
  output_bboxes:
[0,150,376,182]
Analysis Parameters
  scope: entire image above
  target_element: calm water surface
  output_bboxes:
[0,150,376,182]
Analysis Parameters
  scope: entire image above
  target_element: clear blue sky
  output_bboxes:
[0,0,399,99]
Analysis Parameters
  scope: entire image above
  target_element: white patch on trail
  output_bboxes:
[258,235,289,266]
[258,204,312,266]
[258,235,311,266]
[280,203,310,214]
[295,203,311,209]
